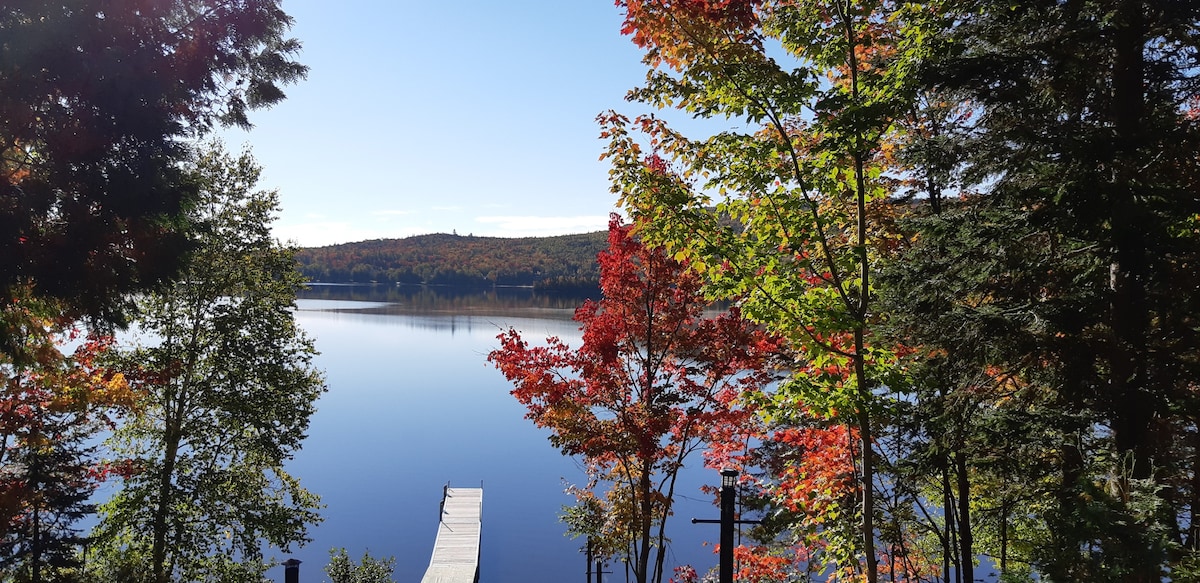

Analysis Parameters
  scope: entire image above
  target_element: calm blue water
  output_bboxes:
[277,291,726,583]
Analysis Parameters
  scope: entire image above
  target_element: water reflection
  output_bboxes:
[296,300,583,337]
[282,291,723,583]
[283,299,594,583]
[299,283,597,315]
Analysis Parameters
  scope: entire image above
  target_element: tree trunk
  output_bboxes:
[31,493,41,583]
[1109,3,1159,580]
[1109,0,1151,484]
[637,465,653,583]
[652,462,683,583]
[941,453,958,583]
[938,386,958,583]
[151,387,185,583]
[854,340,878,582]
[845,4,878,572]
[955,450,973,583]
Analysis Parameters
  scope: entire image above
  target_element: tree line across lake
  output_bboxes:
[294,232,608,290]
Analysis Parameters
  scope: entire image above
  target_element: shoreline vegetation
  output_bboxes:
[294,231,607,290]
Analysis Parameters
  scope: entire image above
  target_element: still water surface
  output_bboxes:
[281,286,722,583]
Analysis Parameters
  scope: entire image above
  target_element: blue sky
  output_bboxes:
[222,0,654,247]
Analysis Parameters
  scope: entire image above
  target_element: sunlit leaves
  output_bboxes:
[325,548,397,583]
[92,143,325,583]
[489,215,777,583]
[604,1,945,580]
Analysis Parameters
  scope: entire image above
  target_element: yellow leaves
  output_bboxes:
[105,372,127,392]
[960,291,993,309]
[44,370,136,413]
[94,372,140,410]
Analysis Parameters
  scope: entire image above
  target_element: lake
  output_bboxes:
[277,285,727,583]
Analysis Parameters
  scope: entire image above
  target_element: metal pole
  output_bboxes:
[586,538,593,583]
[720,469,737,583]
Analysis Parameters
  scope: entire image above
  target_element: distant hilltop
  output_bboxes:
[294,231,606,290]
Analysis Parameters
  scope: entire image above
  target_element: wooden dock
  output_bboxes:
[420,487,482,583]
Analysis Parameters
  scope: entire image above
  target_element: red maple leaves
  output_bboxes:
[491,215,778,472]
[490,214,778,583]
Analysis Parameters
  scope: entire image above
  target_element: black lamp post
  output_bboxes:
[585,538,594,583]
[692,468,760,583]
[283,558,301,583]
[719,469,737,583]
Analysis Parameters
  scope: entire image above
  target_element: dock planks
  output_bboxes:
[420,487,482,583]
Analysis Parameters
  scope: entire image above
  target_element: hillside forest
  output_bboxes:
[294,232,606,289]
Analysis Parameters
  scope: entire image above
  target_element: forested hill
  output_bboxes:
[294,231,607,288]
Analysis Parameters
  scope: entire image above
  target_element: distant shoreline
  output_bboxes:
[294,231,606,289]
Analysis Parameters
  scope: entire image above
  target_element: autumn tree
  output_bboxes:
[604,0,1200,581]
[90,144,325,583]
[0,0,306,346]
[0,296,137,583]
[600,1,949,579]
[489,215,777,583]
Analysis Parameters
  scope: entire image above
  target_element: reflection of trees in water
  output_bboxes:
[298,284,597,314]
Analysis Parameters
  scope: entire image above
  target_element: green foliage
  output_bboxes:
[606,1,943,579]
[90,143,325,583]
[560,495,620,560]
[323,548,396,583]
[294,232,607,287]
[900,0,1200,579]
[608,0,1200,581]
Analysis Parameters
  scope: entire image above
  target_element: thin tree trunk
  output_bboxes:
[938,386,957,583]
[854,342,877,582]
[1000,500,1009,577]
[1110,4,1157,580]
[652,434,691,583]
[942,455,958,583]
[955,450,974,583]
[637,465,653,583]
[31,489,41,583]
[1109,0,1151,486]
[151,383,186,583]
[842,1,878,576]
[1053,440,1085,580]
[151,428,179,582]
